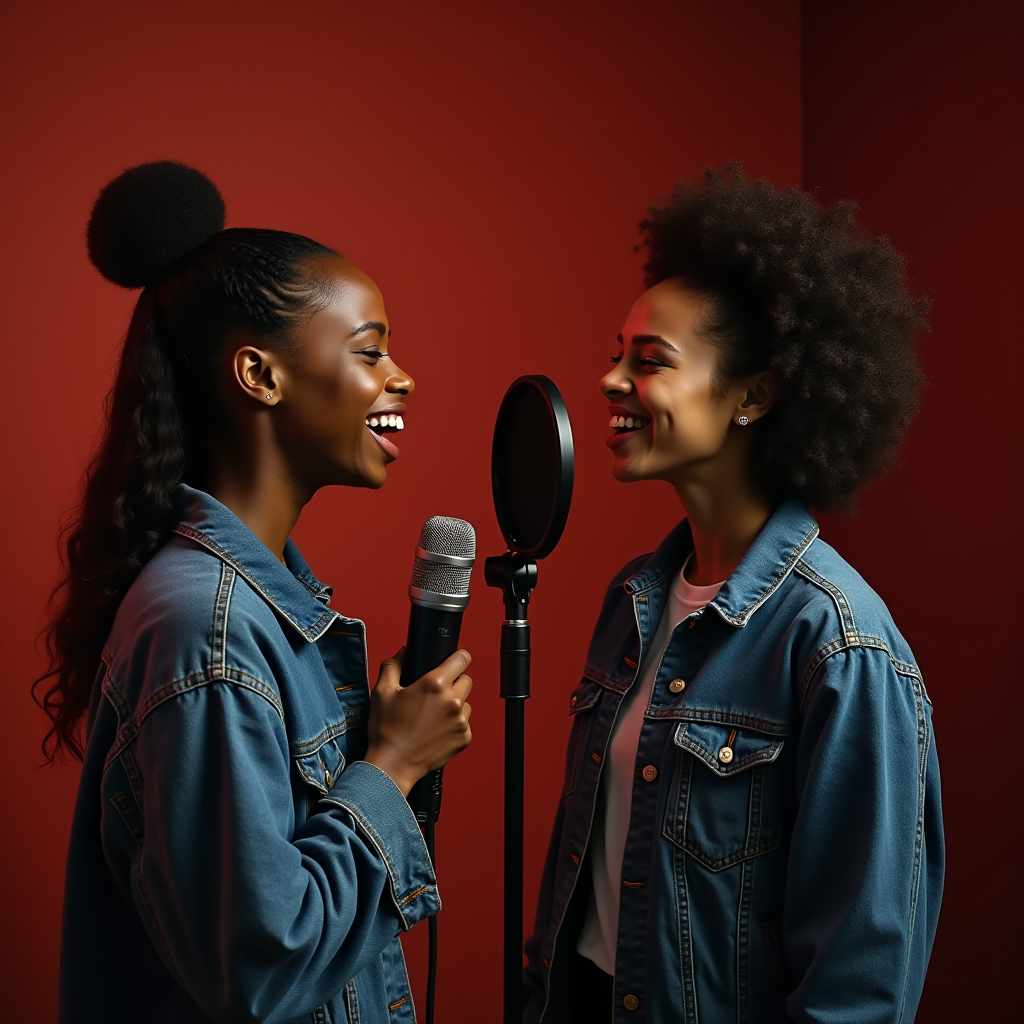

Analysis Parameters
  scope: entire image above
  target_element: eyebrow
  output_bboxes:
[351,321,390,338]
[616,332,679,353]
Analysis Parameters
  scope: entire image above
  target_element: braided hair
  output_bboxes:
[35,161,339,761]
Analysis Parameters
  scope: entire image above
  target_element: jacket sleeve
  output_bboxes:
[783,644,944,1024]
[121,679,437,1023]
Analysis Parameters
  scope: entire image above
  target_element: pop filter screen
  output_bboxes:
[491,375,573,560]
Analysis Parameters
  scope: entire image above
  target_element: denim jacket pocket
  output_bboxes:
[565,678,602,796]
[293,719,349,798]
[663,721,784,872]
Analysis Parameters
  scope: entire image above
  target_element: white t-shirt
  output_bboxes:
[577,556,725,975]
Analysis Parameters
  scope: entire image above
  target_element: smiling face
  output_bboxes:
[600,278,762,487]
[270,256,415,490]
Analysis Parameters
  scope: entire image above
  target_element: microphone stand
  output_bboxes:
[485,552,538,1024]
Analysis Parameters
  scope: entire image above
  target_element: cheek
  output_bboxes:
[651,381,723,444]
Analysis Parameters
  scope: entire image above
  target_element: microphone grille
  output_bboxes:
[412,517,476,600]
[418,516,476,560]
[411,559,472,597]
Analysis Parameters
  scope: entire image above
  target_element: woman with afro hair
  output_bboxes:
[523,167,943,1024]
[37,162,475,1023]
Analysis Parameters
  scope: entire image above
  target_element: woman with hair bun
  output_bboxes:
[37,162,473,1023]
[524,167,944,1023]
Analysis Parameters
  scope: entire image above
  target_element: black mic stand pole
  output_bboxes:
[485,552,538,1024]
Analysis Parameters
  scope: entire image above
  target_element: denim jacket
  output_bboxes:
[524,502,943,1024]
[59,485,437,1024]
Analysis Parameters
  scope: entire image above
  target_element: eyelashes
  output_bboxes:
[609,354,665,369]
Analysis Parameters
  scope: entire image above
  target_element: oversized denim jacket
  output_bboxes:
[59,486,437,1024]
[524,502,943,1024]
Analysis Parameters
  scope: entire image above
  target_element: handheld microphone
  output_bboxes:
[400,516,476,825]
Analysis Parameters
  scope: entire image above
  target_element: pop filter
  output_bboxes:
[491,375,574,559]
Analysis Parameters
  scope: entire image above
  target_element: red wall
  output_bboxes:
[0,3,801,1020]
[802,1,1024,1019]
[7,3,1016,1020]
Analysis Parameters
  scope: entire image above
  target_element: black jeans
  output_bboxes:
[571,952,613,1023]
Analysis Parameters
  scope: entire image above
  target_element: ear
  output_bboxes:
[231,345,284,407]
[734,370,778,426]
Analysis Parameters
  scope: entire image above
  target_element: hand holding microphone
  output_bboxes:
[364,649,473,798]
[364,516,477,820]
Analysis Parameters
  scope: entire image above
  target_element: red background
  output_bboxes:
[0,2,1019,1020]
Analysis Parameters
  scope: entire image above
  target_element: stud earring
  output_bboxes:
[266,393,273,401]
[738,415,749,425]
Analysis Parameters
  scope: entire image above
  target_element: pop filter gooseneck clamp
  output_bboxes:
[485,375,574,1024]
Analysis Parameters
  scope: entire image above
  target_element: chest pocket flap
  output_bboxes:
[294,725,348,796]
[568,678,602,716]
[675,721,784,776]
[564,678,603,795]
[664,721,785,871]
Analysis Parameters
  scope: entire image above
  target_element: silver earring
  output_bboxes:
[266,393,273,401]
[738,415,749,425]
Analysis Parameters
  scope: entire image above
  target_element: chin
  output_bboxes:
[353,465,388,490]
[611,459,645,483]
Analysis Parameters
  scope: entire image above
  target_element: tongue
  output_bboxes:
[370,428,399,458]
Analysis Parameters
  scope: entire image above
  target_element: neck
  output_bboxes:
[205,432,310,564]
[669,465,775,588]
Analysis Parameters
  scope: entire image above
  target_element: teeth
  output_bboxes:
[609,414,649,431]
[365,414,406,431]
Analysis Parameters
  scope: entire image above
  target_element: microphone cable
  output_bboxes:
[424,793,438,1024]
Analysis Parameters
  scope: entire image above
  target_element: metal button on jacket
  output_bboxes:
[668,678,685,694]
[642,765,658,782]
[718,746,734,764]
[623,994,640,1011]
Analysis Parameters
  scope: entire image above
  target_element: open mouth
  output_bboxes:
[365,414,405,435]
[608,413,651,435]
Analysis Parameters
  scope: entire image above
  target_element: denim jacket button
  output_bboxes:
[718,745,734,764]
[623,994,640,1011]
[668,678,685,693]
[642,765,658,782]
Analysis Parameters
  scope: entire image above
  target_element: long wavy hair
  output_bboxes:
[35,167,338,761]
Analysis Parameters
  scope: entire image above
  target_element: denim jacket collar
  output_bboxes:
[172,484,339,643]
[625,499,819,629]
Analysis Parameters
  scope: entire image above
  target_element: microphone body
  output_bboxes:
[400,517,476,825]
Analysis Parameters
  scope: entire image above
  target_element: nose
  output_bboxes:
[600,363,630,398]
[386,360,415,397]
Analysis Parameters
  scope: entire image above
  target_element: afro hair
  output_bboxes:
[640,165,929,510]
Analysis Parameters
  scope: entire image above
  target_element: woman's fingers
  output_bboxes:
[424,649,471,688]
[451,671,473,700]
[374,649,404,692]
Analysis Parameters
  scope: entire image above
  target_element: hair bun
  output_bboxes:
[86,161,226,288]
